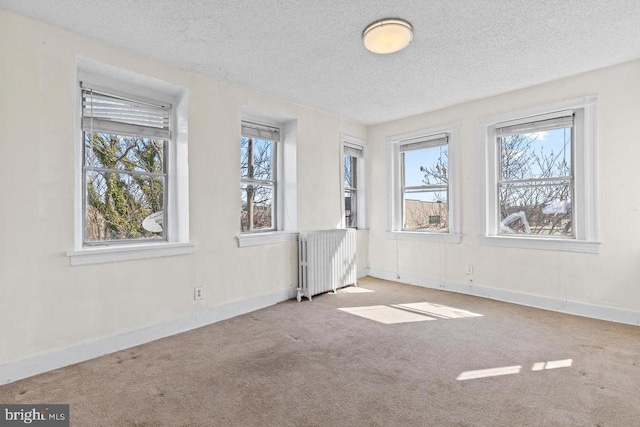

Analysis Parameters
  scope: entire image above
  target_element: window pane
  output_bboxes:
[241,137,273,181]
[345,190,356,228]
[85,171,165,242]
[85,132,164,172]
[240,137,250,178]
[403,145,448,187]
[499,181,572,236]
[344,155,357,188]
[403,191,448,231]
[500,127,571,181]
[241,183,274,231]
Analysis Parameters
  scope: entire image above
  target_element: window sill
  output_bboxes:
[478,236,600,254]
[385,231,461,244]
[67,242,195,266]
[237,232,298,248]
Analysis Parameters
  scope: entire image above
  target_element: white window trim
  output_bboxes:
[237,231,298,248]
[387,123,461,243]
[237,112,298,247]
[67,242,194,266]
[340,134,367,230]
[478,95,600,254]
[69,59,192,266]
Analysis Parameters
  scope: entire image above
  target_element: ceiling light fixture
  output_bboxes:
[362,18,413,54]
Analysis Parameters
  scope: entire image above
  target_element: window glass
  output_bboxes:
[344,154,358,228]
[241,127,277,232]
[82,87,169,245]
[241,137,273,180]
[401,141,448,232]
[404,145,447,187]
[498,124,573,236]
[241,183,274,231]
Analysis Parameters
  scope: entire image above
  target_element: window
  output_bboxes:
[401,135,449,232]
[341,135,366,229]
[81,84,169,244]
[236,113,298,247]
[68,59,192,266]
[480,96,599,253]
[496,112,573,237]
[343,145,362,228]
[241,121,278,232]
[387,125,460,243]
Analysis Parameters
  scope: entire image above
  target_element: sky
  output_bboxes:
[509,128,572,178]
[403,144,447,203]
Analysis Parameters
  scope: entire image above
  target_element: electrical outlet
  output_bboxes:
[466,265,474,275]
[194,286,204,301]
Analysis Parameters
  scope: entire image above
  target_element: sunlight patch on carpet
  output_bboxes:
[337,287,375,294]
[392,302,483,319]
[338,305,436,324]
[338,302,482,324]
[457,365,522,381]
[458,359,573,381]
[532,359,573,371]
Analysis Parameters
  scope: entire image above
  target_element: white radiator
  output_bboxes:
[297,229,357,301]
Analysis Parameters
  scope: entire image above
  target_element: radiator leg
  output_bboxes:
[297,288,302,302]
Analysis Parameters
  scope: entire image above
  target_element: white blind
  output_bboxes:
[242,121,280,141]
[344,145,363,158]
[81,85,171,139]
[400,134,448,152]
[496,111,574,137]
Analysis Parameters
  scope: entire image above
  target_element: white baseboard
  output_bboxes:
[0,287,297,385]
[367,269,640,327]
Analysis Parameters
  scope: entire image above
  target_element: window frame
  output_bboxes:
[68,61,192,266]
[340,134,367,230]
[400,134,449,233]
[236,114,298,248]
[479,96,600,253]
[387,124,461,243]
[495,110,575,239]
[240,121,279,233]
[80,83,171,245]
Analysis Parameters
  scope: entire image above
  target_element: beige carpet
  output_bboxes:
[2,277,639,426]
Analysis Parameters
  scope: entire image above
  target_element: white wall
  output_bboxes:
[367,59,640,319]
[0,11,366,368]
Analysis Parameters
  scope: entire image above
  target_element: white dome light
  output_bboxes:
[362,18,413,54]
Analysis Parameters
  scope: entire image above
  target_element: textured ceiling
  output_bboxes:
[3,0,640,124]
